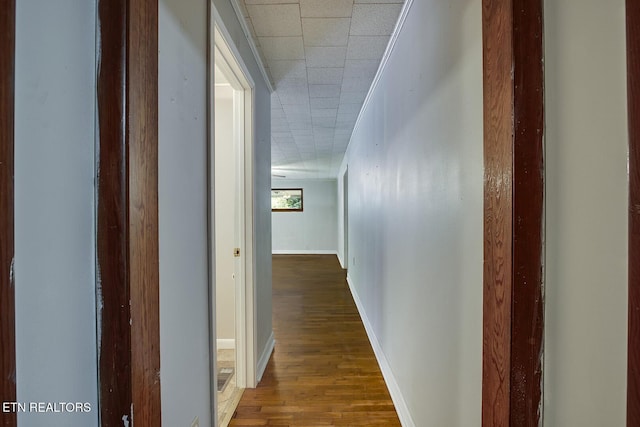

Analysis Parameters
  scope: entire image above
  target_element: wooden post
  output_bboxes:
[482,0,545,425]
[96,0,161,425]
[0,2,16,426]
[627,1,640,425]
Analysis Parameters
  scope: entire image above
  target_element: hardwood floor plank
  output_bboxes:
[229,255,401,426]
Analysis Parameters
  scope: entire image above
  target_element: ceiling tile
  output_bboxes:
[283,104,311,118]
[334,128,352,135]
[288,121,313,130]
[309,84,341,98]
[302,18,350,47]
[246,4,302,37]
[259,37,304,60]
[341,76,374,92]
[275,77,308,89]
[294,140,316,148]
[311,108,338,118]
[307,68,344,85]
[300,0,354,17]
[313,117,336,128]
[310,97,340,109]
[305,47,347,67]
[343,59,379,79]
[336,117,357,127]
[278,92,310,105]
[282,103,309,113]
[338,103,362,115]
[346,36,390,59]
[269,60,307,80]
[291,129,314,137]
[276,80,308,92]
[313,129,334,138]
[298,148,317,156]
[339,91,368,104]
[285,117,312,128]
[350,4,403,36]
[314,145,334,152]
[336,113,356,122]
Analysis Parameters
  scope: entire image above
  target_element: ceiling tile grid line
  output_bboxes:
[238,0,404,178]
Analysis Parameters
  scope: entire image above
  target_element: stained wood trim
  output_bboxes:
[97,0,160,425]
[627,1,640,424]
[510,0,545,423]
[482,0,544,425]
[0,1,16,425]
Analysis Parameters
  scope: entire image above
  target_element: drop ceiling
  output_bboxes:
[236,0,404,179]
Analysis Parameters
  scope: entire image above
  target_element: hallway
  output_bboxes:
[229,255,401,426]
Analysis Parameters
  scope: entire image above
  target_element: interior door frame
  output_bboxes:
[0,2,16,425]
[626,1,640,425]
[96,0,161,425]
[481,0,545,425]
[209,6,258,409]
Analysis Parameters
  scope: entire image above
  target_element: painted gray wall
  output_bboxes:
[543,1,628,425]
[272,179,337,253]
[159,0,212,425]
[160,0,272,424]
[337,0,483,425]
[14,1,99,426]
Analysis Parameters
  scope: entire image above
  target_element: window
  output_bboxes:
[271,188,303,212]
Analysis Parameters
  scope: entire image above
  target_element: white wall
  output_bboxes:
[337,0,483,425]
[215,91,236,341]
[160,0,272,424]
[543,1,628,425]
[272,179,337,253]
[14,1,98,426]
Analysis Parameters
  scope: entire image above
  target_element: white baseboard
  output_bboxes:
[346,275,416,427]
[256,331,275,382]
[272,250,338,255]
[337,252,345,268]
[216,339,235,350]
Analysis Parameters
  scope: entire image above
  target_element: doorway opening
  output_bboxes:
[210,17,257,427]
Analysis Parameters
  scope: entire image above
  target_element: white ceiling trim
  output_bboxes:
[229,0,275,93]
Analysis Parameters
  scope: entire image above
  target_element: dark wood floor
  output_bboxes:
[229,254,401,426]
